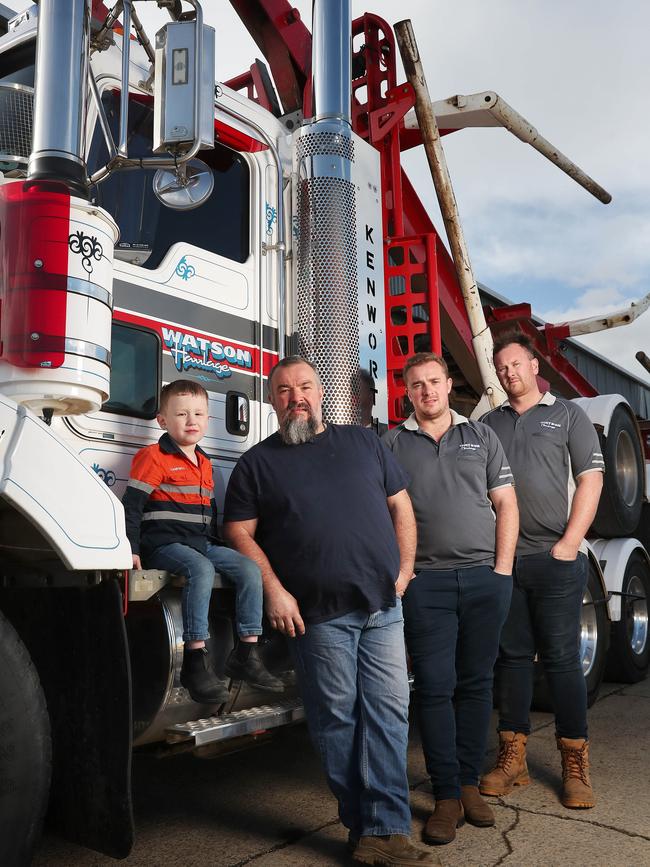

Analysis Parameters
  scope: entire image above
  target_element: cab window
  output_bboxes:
[87,89,250,267]
[103,322,160,419]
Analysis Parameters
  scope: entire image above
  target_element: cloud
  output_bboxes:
[460,194,650,302]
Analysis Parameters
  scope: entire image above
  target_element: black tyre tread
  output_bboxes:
[591,405,644,538]
[0,609,52,867]
[605,552,650,684]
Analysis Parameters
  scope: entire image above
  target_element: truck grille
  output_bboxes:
[0,84,33,165]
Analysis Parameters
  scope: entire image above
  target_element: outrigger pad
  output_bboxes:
[0,579,134,859]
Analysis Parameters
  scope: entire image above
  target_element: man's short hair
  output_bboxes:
[492,330,536,360]
[268,355,321,391]
[159,379,208,412]
[402,352,449,385]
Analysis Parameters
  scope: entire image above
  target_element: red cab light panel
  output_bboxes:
[0,181,71,369]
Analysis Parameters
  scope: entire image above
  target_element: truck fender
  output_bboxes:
[590,537,650,622]
[573,394,646,536]
[572,393,633,436]
[0,395,132,570]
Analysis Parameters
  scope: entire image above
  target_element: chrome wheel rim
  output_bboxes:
[580,585,598,677]
[615,429,639,507]
[626,574,649,656]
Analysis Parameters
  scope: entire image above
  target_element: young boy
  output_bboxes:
[123,379,283,704]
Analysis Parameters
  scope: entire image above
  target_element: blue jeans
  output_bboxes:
[290,601,411,837]
[146,542,263,642]
[496,551,589,739]
[403,565,512,800]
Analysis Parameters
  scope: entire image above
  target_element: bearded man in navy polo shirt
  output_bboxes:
[223,356,439,867]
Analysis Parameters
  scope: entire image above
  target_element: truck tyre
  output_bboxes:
[0,610,52,867]
[591,405,644,538]
[605,551,650,683]
[532,558,609,710]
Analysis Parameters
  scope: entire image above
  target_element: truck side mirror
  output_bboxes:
[153,20,215,155]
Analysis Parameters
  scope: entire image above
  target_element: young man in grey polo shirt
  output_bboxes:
[479,332,604,810]
[383,352,518,846]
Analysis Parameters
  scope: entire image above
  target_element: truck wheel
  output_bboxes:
[0,610,52,867]
[605,551,650,683]
[532,559,608,710]
[591,405,644,538]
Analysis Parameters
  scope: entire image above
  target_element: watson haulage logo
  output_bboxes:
[162,327,253,379]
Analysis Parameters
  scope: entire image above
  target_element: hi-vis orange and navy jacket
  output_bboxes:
[123,433,218,559]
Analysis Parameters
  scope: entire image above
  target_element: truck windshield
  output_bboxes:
[0,39,35,87]
[0,39,35,172]
[87,89,250,267]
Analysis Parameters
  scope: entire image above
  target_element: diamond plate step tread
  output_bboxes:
[166,698,306,746]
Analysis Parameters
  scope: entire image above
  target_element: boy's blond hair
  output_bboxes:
[159,380,208,413]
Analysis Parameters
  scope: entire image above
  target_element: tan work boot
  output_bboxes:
[479,731,530,796]
[557,737,596,809]
[352,834,442,865]
[422,799,464,845]
[461,785,495,827]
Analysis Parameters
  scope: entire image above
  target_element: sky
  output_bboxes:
[12,0,650,384]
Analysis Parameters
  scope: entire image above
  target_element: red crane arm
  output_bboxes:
[228,0,311,114]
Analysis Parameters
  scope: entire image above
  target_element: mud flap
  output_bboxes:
[0,579,134,859]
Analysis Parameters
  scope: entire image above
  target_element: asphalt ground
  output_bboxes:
[34,679,650,867]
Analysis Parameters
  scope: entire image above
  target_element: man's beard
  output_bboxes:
[279,410,319,445]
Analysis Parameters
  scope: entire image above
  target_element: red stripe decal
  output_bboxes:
[114,309,279,380]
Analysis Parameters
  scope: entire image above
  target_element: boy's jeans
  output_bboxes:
[147,542,263,641]
[290,600,412,837]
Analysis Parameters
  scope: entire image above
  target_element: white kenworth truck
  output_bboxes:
[0,0,648,862]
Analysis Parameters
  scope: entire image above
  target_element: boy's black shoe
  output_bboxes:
[181,646,231,704]
[224,643,285,693]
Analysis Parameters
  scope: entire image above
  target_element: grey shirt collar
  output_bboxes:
[499,391,556,411]
[403,409,469,431]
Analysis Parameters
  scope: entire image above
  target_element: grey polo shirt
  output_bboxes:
[383,410,514,570]
[481,393,604,556]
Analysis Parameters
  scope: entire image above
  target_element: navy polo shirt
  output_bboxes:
[383,410,514,569]
[481,393,604,556]
[223,424,409,624]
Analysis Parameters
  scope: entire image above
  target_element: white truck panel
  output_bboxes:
[590,536,650,621]
[0,395,133,570]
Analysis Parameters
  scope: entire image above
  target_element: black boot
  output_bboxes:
[180,646,231,704]
[225,642,285,693]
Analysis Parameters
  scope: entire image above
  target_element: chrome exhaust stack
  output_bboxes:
[312,0,352,123]
[293,0,360,424]
[27,0,91,197]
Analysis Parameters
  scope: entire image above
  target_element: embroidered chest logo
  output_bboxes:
[458,443,481,453]
[539,421,561,432]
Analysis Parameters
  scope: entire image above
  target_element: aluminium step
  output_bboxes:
[166,698,306,746]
